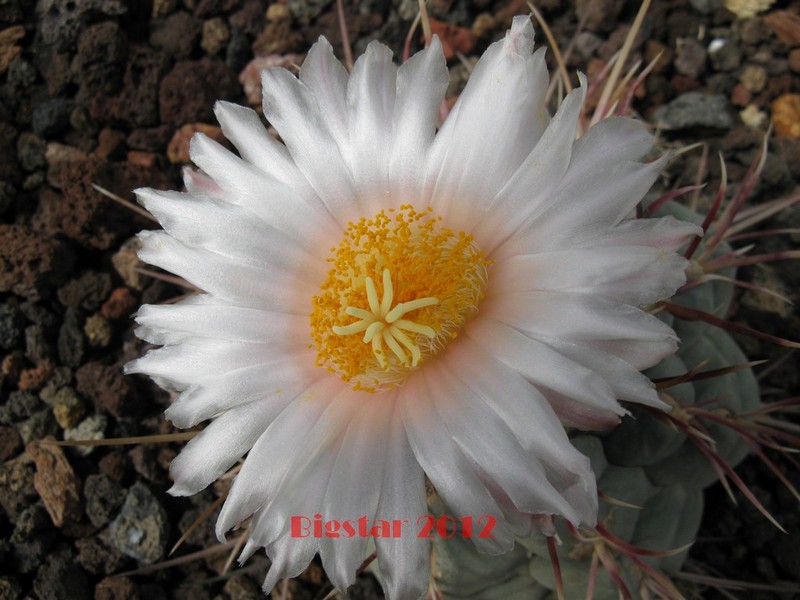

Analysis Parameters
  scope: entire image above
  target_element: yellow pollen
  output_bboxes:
[310,205,489,392]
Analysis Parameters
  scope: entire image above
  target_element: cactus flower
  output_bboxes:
[127,16,701,600]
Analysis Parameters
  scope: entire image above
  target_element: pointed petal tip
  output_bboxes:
[506,15,535,56]
[167,482,193,497]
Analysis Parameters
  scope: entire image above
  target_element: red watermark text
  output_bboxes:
[290,514,496,539]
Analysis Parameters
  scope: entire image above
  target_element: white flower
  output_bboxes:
[126,16,701,600]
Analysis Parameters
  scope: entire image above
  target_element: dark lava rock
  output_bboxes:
[0,390,41,423]
[16,131,46,171]
[20,301,59,329]
[73,21,128,104]
[33,544,92,600]
[58,270,112,311]
[674,38,706,79]
[89,45,169,128]
[688,0,722,14]
[18,408,57,444]
[0,0,23,25]
[99,449,130,483]
[287,0,332,23]
[576,0,623,33]
[225,26,252,71]
[150,11,201,59]
[126,125,172,152]
[58,307,85,368]
[84,473,126,528]
[0,577,22,600]
[159,57,240,126]
[106,481,169,564]
[6,56,37,92]
[38,156,167,250]
[0,122,20,182]
[0,224,74,301]
[12,531,57,575]
[229,0,267,37]
[0,302,24,350]
[31,98,75,136]
[654,92,734,131]
[0,458,37,520]
[102,287,138,320]
[0,181,15,215]
[76,361,136,418]
[774,137,800,180]
[25,323,53,363]
[95,575,142,600]
[709,37,742,72]
[0,425,22,461]
[75,535,128,576]
[10,501,50,543]
[36,0,127,49]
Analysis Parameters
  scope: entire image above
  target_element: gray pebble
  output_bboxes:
[0,303,24,351]
[57,307,85,368]
[31,98,75,136]
[654,92,734,131]
[84,474,125,528]
[106,481,170,564]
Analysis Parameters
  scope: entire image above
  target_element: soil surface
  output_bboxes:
[1,0,799,599]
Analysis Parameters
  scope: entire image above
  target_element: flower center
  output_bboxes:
[310,205,489,392]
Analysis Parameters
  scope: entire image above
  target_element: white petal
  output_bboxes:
[483,289,678,370]
[389,36,448,203]
[167,396,293,496]
[449,336,597,470]
[189,133,338,239]
[260,532,319,595]
[572,116,655,171]
[134,296,309,346]
[400,372,516,554]
[373,402,429,600]
[136,230,312,312]
[182,167,224,196]
[427,16,549,230]
[543,338,666,410]
[501,156,667,259]
[346,41,397,210]
[299,36,350,151]
[474,77,586,254]
[585,215,703,251]
[243,418,345,569]
[125,338,278,389]
[490,246,689,306]
[466,318,624,423]
[317,397,394,591]
[262,63,358,225]
[213,101,305,190]
[427,355,591,523]
[215,377,348,540]
[164,358,317,428]
[137,188,327,285]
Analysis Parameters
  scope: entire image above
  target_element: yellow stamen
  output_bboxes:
[333,269,438,369]
[310,205,489,392]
